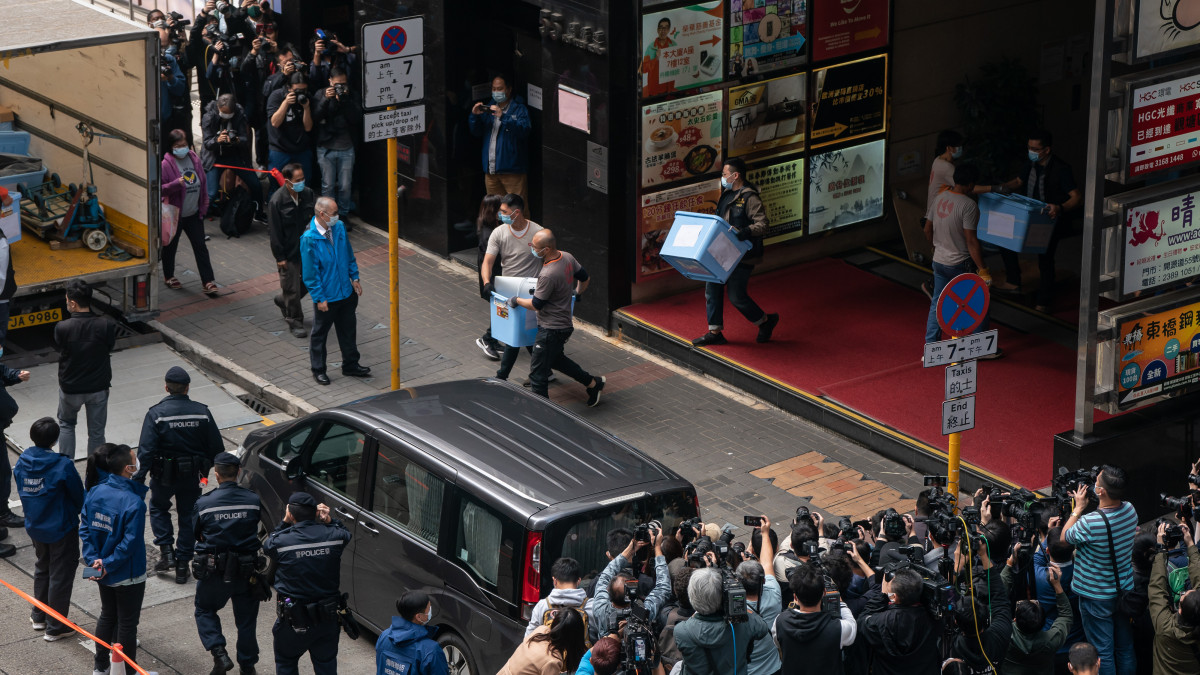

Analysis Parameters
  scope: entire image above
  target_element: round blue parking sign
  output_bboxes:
[381,25,407,55]
[936,274,991,338]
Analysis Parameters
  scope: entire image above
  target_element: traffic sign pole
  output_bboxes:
[388,125,400,390]
[948,431,962,509]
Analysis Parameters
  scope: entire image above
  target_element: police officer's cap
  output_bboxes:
[164,366,191,384]
[288,492,317,507]
[213,451,241,467]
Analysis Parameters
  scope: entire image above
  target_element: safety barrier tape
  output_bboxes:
[0,575,151,675]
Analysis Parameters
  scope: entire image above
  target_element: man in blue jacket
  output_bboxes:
[469,75,532,209]
[300,197,369,386]
[376,590,448,675]
[14,417,85,641]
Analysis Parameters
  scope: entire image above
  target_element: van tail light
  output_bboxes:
[693,494,701,518]
[520,532,543,620]
[135,276,148,309]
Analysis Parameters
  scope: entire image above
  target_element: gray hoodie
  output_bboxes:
[524,587,593,639]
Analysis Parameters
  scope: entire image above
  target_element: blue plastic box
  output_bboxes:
[659,211,752,283]
[0,131,31,156]
[489,275,576,348]
[976,193,1056,254]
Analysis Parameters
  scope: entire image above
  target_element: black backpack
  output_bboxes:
[219,186,254,238]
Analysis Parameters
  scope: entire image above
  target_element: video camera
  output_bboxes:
[611,580,656,675]
[1051,466,1099,519]
[682,525,748,624]
[880,557,956,620]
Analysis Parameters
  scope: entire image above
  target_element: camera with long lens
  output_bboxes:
[220,122,240,144]
[881,507,905,539]
[794,506,813,526]
[880,558,956,619]
[681,528,748,624]
[1162,493,1200,523]
[835,516,855,542]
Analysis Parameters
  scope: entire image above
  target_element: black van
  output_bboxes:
[237,378,698,675]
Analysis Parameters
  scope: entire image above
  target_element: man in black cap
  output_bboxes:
[263,491,352,675]
[192,451,266,675]
[135,366,225,584]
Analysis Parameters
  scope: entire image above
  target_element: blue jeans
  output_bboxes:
[205,166,264,209]
[316,146,355,212]
[705,263,765,331]
[925,260,991,343]
[268,149,312,185]
[1078,595,1136,675]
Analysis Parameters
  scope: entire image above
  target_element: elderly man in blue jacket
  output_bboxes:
[300,196,370,386]
[376,590,448,675]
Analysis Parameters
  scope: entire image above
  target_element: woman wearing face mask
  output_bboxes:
[161,129,219,296]
[375,590,450,675]
[80,443,149,675]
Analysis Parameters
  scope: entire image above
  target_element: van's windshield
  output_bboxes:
[542,490,697,590]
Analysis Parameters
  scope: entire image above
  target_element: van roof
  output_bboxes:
[342,379,678,512]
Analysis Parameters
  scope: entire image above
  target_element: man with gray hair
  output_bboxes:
[736,514,781,675]
[300,196,370,385]
[200,92,263,211]
[674,567,770,675]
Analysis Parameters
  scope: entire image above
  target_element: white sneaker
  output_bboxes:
[30,617,45,631]
[92,669,110,675]
[44,628,74,642]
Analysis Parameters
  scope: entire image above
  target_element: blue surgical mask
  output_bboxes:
[951,147,963,160]
[531,246,544,259]
[172,147,188,158]
[1028,150,1042,163]
[290,179,304,192]
[492,90,507,104]
[499,213,514,225]
[720,177,731,189]
[325,214,340,228]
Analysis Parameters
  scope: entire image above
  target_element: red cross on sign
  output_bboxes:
[935,273,991,337]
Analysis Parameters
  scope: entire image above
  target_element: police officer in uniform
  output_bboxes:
[134,366,224,584]
[193,451,265,675]
[263,491,352,675]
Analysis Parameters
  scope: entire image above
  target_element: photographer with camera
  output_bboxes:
[857,564,943,675]
[1148,520,1200,674]
[945,523,1012,674]
[673,567,770,675]
[267,72,315,179]
[201,93,263,213]
[1002,558,1076,675]
[308,30,357,93]
[772,562,857,675]
[773,512,818,588]
[593,528,671,637]
[735,516,781,675]
[313,67,361,218]
[1061,465,1138,675]
[155,21,188,151]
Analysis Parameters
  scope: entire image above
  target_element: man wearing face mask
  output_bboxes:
[375,590,449,675]
[267,72,314,179]
[201,93,263,211]
[268,163,316,338]
[301,197,370,385]
[469,75,532,209]
[480,193,547,383]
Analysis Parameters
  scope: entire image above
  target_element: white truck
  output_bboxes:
[0,0,161,363]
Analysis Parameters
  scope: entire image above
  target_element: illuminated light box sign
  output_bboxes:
[728,73,807,159]
[1103,176,1200,300]
[1098,289,1200,411]
[747,157,805,244]
[1111,63,1200,182]
[1119,0,1200,62]
[728,0,807,78]
[641,91,724,189]
[808,138,885,233]
[811,0,889,61]
[638,179,722,280]
[641,1,725,98]
[810,54,887,149]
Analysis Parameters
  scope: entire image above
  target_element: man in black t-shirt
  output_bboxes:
[266,72,314,181]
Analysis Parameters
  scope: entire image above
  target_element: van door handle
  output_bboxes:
[358,521,380,535]
[335,507,354,518]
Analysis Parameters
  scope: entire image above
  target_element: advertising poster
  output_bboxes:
[1128,69,1200,178]
[1134,0,1200,61]
[641,2,725,98]
[748,157,805,244]
[642,91,724,189]
[808,138,885,233]
[728,73,807,159]
[812,0,889,61]
[1122,187,1200,296]
[728,0,807,78]
[639,180,722,279]
[1116,299,1200,408]
[810,54,887,149]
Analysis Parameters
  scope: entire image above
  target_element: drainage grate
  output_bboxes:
[237,393,277,416]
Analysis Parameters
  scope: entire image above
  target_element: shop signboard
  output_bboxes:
[1126,0,1200,62]
[811,0,889,62]
[1112,63,1200,181]
[1103,291,1200,410]
[641,1,725,98]
[808,138,885,233]
[641,91,724,189]
[1104,176,1200,299]
[638,179,722,280]
[810,54,887,149]
[747,157,805,244]
[728,73,807,159]
[728,0,807,78]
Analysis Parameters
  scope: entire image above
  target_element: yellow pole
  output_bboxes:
[948,431,961,512]
[387,134,400,391]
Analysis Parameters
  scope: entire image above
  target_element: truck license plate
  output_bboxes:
[9,308,62,330]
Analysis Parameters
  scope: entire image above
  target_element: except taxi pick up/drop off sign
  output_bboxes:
[361,17,426,141]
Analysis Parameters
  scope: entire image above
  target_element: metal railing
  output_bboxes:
[86,0,198,24]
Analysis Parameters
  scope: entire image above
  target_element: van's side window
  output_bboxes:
[371,445,445,546]
[306,423,366,499]
[267,423,315,464]
[455,495,520,603]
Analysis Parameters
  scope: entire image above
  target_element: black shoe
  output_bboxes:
[0,542,14,558]
[691,331,728,347]
[313,373,331,386]
[586,376,606,408]
[153,545,175,574]
[0,510,23,529]
[211,646,234,674]
[756,313,780,343]
[0,526,8,541]
[289,324,308,338]
[176,561,189,584]
[238,667,256,675]
[476,337,500,361]
[342,365,371,377]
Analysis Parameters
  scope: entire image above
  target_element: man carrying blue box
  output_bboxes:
[691,158,780,347]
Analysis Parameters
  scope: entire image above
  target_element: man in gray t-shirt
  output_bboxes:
[480,194,545,381]
[923,163,992,344]
[510,229,606,406]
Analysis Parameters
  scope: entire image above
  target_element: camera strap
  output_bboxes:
[1097,509,1132,619]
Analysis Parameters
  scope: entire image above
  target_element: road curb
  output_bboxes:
[150,319,319,418]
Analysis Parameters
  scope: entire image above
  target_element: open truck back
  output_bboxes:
[0,0,159,361]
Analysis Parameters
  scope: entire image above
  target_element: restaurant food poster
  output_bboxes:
[728,73,807,159]
[1127,69,1200,179]
[641,2,725,98]
[1122,187,1200,296]
[728,0,807,78]
[1116,299,1200,408]
[642,91,724,189]
[808,138,884,233]
[810,54,887,149]
[1133,0,1200,60]
[811,0,889,61]
[639,180,722,279]
[748,157,805,244]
